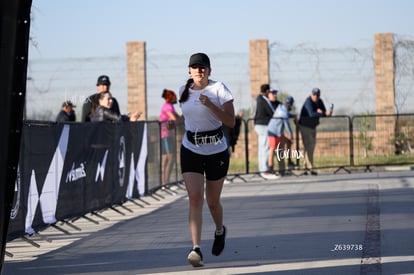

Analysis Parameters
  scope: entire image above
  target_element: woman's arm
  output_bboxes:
[200,95,235,128]
[102,108,124,121]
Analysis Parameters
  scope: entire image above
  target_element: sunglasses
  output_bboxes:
[190,65,207,70]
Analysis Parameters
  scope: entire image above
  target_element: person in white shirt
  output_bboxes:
[177,53,235,268]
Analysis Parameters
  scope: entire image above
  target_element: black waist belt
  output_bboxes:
[186,127,223,145]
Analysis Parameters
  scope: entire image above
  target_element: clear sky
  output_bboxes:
[30,0,414,59]
[27,0,414,119]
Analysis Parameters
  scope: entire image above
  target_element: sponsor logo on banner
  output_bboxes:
[8,122,149,239]
[95,150,108,182]
[66,162,87,183]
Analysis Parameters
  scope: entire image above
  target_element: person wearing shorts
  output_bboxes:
[178,53,235,267]
[267,96,296,176]
[159,89,181,186]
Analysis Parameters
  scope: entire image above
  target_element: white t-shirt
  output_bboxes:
[179,79,234,155]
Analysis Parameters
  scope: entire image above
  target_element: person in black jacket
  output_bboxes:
[81,75,121,122]
[89,91,141,122]
[253,84,279,179]
[298,88,333,175]
[56,101,76,122]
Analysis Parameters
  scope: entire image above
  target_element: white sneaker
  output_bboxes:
[188,247,204,267]
[260,172,280,180]
[169,185,179,191]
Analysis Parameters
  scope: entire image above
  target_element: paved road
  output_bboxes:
[4,170,414,275]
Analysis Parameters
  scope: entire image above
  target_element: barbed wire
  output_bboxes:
[394,35,414,114]
[269,41,376,115]
[25,36,414,121]
[25,52,250,120]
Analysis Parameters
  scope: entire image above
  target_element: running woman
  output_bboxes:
[178,53,235,267]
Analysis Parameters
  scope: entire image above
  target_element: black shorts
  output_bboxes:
[180,145,230,181]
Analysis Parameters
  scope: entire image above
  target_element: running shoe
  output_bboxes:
[212,225,226,256]
[260,172,281,180]
[187,247,204,267]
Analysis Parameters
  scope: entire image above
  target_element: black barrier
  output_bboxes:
[307,115,353,173]
[6,113,414,245]
[7,121,147,241]
[246,116,353,173]
[133,114,414,180]
[244,114,414,175]
[352,113,414,170]
[147,120,184,192]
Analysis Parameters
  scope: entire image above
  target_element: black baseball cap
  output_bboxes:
[62,100,76,108]
[96,75,111,86]
[285,96,294,105]
[188,53,211,68]
[312,88,321,95]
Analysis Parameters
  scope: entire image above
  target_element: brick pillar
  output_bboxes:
[374,33,395,154]
[375,33,395,115]
[249,40,269,100]
[126,41,147,120]
[248,40,269,172]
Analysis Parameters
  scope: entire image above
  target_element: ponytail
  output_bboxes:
[178,78,194,103]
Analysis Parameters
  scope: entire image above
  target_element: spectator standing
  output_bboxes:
[56,101,76,122]
[298,88,333,175]
[178,53,235,267]
[253,84,278,179]
[81,75,121,122]
[267,96,296,176]
[159,89,181,186]
[89,91,141,122]
[268,89,281,110]
[270,90,296,171]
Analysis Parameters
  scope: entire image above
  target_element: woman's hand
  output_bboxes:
[199,94,235,128]
[199,94,212,107]
[129,111,142,121]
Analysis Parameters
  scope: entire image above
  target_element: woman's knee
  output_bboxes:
[206,195,221,209]
[188,194,204,208]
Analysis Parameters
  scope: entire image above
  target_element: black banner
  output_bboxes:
[7,121,147,241]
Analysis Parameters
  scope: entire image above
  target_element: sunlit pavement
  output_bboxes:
[4,169,414,275]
